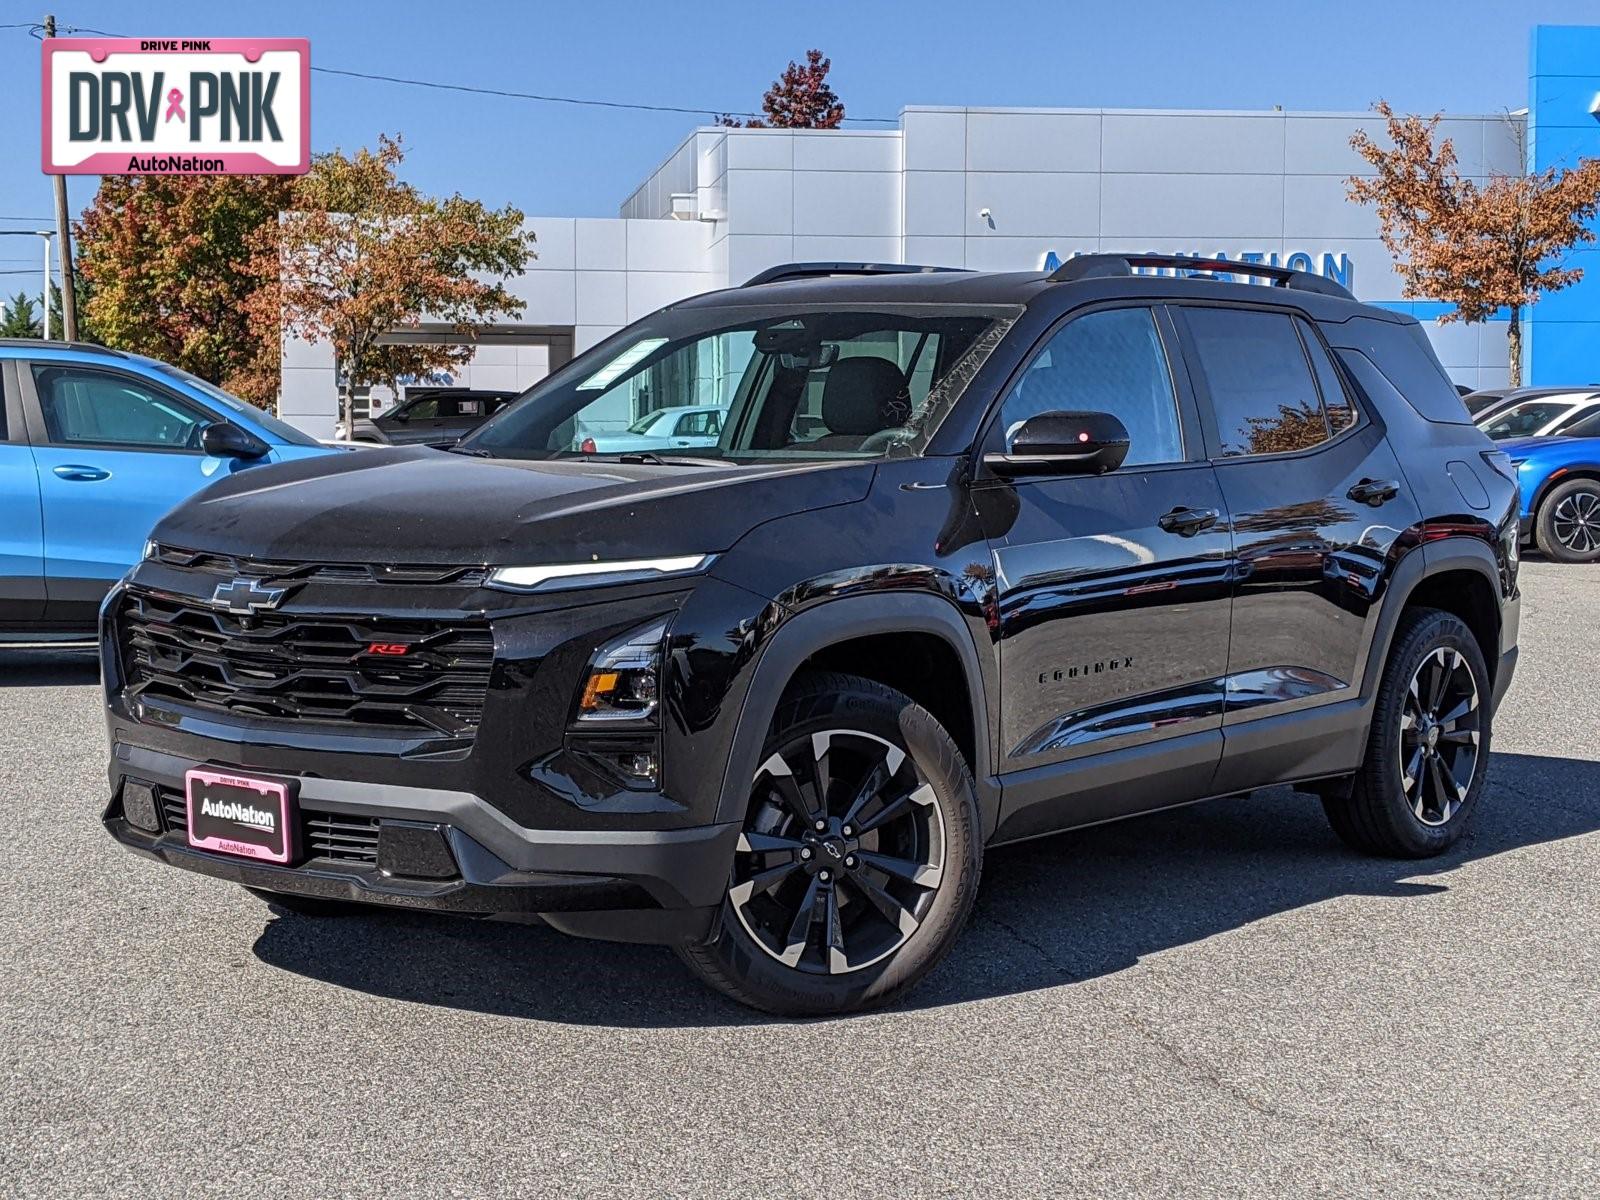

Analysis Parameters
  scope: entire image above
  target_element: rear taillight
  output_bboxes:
[580,437,597,454]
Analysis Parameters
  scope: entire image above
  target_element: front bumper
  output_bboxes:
[105,741,737,946]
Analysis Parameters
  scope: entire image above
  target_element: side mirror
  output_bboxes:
[200,421,270,460]
[983,410,1130,478]
[392,409,409,422]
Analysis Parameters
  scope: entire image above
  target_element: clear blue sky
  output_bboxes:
[0,0,1596,281]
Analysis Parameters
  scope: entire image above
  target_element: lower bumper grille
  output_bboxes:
[158,789,381,866]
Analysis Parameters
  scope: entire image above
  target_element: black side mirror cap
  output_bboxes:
[982,410,1130,478]
[200,421,270,460]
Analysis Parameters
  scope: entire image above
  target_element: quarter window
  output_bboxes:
[32,365,207,449]
[1298,319,1357,436]
[999,307,1183,467]
[1183,308,1331,457]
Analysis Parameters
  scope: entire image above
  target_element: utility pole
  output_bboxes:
[43,14,78,341]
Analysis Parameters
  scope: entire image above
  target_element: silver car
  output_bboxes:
[574,405,725,453]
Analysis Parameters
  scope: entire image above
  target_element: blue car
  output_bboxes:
[1499,408,1600,563]
[0,340,332,637]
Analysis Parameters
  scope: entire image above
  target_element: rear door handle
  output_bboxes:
[52,464,111,482]
[1347,478,1400,506]
[1158,505,1220,537]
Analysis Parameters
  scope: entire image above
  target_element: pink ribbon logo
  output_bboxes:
[164,88,185,123]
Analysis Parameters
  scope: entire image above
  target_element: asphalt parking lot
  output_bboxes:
[2,562,1597,1199]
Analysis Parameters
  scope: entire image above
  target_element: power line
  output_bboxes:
[311,65,897,124]
[22,25,899,125]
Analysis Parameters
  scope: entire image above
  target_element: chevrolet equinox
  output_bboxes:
[101,257,1521,1015]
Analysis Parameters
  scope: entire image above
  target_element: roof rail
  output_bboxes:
[1048,253,1355,300]
[742,261,968,288]
[0,337,127,354]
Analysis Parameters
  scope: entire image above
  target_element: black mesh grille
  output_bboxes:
[158,789,381,865]
[120,588,494,736]
[152,544,489,587]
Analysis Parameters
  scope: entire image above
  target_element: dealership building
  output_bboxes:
[279,24,1600,439]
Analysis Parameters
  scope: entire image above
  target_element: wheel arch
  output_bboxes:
[713,593,999,837]
[1528,467,1600,529]
[1364,540,1506,705]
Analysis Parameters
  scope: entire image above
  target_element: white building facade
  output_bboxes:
[281,106,1523,438]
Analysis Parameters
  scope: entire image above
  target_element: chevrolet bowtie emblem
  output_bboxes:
[212,577,287,615]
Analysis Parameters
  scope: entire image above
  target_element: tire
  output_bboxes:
[243,886,369,918]
[1322,608,1492,858]
[677,670,981,1016]
[1535,478,1600,563]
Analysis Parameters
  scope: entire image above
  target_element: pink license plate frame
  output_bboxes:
[184,768,295,864]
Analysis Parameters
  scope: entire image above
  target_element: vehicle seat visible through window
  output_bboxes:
[804,357,911,451]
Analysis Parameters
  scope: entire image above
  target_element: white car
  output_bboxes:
[574,405,726,454]
[1476,390,1600,441]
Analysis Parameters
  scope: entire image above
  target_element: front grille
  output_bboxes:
[152,544,489,588]
[159,789,380,865]
[120,588,495,736]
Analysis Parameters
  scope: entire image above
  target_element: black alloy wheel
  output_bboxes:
[1322,608,1493,858]
[729,728,945,976]
[677,671,980,1016]
[1398,646,1482,826]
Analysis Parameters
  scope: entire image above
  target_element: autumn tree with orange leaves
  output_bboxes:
[248,135,534,437]
[76,174,294,404]
[1348,101,1600,386]
[719,50,845,129]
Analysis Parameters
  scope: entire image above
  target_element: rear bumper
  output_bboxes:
[105,741,737,946]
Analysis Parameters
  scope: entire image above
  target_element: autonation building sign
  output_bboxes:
[1040,249,1353,288]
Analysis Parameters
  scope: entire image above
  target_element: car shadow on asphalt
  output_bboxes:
[0,646,100,687]
[250,750,1600,1026]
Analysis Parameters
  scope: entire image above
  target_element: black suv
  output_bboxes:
[101,257,1521,1015]
[350,388,518,446]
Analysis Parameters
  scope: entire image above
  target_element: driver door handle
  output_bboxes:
[52,464,111,482]
[1158,505,1220,537]
[1347,478,1400,506]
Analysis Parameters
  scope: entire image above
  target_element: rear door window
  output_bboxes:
[1180,307,1332,457]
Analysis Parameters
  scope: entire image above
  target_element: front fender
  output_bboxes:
[705,591,1001,838]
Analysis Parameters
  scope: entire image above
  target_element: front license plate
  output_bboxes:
[185,769,296,863]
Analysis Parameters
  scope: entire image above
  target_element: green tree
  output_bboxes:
[75,174,293,403]
[249,135,534,438]
[0,292,40,338]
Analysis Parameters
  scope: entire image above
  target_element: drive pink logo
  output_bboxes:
[42,38,310,175]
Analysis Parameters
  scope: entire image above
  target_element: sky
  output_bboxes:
[1,0,1597,285]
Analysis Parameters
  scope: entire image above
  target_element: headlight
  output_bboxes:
[141,538,157,561]
[576,618,669,723]
[487,554,714,593]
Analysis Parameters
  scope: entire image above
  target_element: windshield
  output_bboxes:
[466,304,1017,462]
[1479,399,1582,440]
[146,361,323,447]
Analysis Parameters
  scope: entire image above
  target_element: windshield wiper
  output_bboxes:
[445,444,493,457]
[576,451,724,466]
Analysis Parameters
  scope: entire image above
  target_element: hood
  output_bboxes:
[152,446,875,565]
